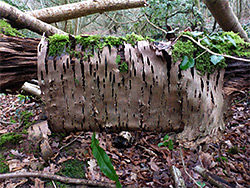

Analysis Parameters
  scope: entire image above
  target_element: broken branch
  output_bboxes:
[0,172,116,188]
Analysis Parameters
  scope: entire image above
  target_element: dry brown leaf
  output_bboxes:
[6,179,27,188]
[7,159,26,172]
[148,157,159,172]
[199,152,216,169]
[30,178,44,188]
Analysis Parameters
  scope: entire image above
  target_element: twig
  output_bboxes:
[144,14,168,34]
[104,12,143,24]
[52,180,57,188]
[0,172,115,188]
[181,35,250,63]
[0,120,16,125]
[194,50,207,60]
[59,132,85,151]
[180,148,201,188]
[170,165,187,188]
[194,166,235,188]
[137,145,157,157]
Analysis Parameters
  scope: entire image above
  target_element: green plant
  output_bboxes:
[173,31,250,74]
[0,19,24,37]
[143,0,204,39]
[197,181,206,188]
[0,132,22,147]
[17,94,30,103]
[20,110,34,127]
[216,156,228,162]
[228,146,240,155]
[158,134,174,150]
[58,159,86,179]
[0,154,9,173]
[91,132,122,188]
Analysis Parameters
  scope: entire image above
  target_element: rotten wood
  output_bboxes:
[0,35,39,91]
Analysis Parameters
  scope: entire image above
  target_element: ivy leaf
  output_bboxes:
[203,37,210,46]
[210,55,224,65]
[180,56,195,70]
[91,132,121,187]
[197,181,206,188]
[163,134,169,141]
[226,35,237,47]
[167,140,174,150]
[158,142,164,147]
[190,31,203,37]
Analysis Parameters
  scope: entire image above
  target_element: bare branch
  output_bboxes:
[144,14,168,34]
[0,172,116,188]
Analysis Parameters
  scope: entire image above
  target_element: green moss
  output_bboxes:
[48,34,70,56]
[57,159,86,179]
[0,132,22,147]
[0,19,24,37]
[195,48,227,75]
[48,33,154,57]
[115,55,121,64]
[172,31,250,74]
[228,146,240,154]
[172,40,196,62]
[0,154,9,173]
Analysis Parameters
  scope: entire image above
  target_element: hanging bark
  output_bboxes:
[0,2,66,37]
[27,0,146,24]
[204,0,250,42]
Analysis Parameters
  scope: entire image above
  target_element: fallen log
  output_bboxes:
[0,35,39,91]
[0,35,249,93]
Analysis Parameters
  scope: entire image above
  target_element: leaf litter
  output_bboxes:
[0,90,249,187]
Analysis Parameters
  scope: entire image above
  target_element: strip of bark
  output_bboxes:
[0,172,116,188]
[0,2,66,37]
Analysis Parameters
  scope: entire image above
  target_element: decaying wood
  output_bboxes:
[0,2,66,37]
[170,165,186,188]
[0,35,39,91]
[21,82,41,97]
[0,172,115,188]
[27,0,146,24]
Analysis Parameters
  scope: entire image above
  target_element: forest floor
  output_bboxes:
[0,90,249,188]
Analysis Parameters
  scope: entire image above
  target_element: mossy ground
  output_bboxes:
[0,154,9,173]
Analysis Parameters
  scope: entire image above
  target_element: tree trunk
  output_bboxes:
[27,0,145,24]
[0,2,66,37]
[204,0,250,42]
